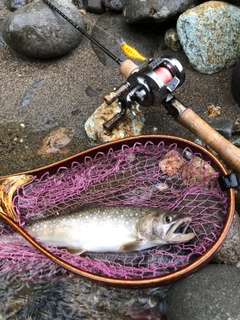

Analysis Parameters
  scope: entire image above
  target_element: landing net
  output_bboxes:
[0,140,229,281]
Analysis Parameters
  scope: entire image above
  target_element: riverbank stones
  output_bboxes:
[167,264,240,320]
[2,0,85,58]
[123,0,198,24]
[177,1,240,74]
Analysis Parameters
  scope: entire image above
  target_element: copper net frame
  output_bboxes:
[0,135,235,288]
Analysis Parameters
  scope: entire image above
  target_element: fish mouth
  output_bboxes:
[165,216,195,243]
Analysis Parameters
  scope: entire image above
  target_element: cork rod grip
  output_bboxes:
[178,108,240,172]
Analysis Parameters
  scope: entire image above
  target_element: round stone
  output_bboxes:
[2,0,85,58]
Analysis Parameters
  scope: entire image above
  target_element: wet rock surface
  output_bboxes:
[123,0,198,24]
[177,1,240,74]
[212,211,240,266]
[2,0,85,58]
[0,274,169,319]
[167,264,240,320]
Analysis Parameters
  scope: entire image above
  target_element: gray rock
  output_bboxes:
[212,211,240,265]
[177,1,240,74]
[86,0,105,13]
[84,99,144,144]
[2,0,85,58]
[123,0,198,24]
[167,264,240,320]
[208,119,234,140]
[103,0,123,12]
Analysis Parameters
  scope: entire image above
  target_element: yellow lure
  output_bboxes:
[120,40,147,61]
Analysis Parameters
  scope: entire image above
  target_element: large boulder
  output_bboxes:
[123,0,198,24]
[167,264,240,320]
[2,0,85,58]
[177,1,240,74]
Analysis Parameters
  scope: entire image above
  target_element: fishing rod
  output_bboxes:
[42,0,122,65]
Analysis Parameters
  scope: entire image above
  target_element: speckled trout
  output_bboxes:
[25,206,194,253]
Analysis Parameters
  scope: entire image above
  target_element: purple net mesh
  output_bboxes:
[0,140,229,281]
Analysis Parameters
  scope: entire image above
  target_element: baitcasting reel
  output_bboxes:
[103,57,185,130]
[40,0,185,132]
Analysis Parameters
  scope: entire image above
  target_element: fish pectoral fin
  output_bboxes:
[118,240,157,252]
[67,248,86,255]
[118,239,166,252]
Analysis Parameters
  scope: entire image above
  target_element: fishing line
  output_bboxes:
[79,9,123,45]
[42,0,147,62]
[42,0,122,65]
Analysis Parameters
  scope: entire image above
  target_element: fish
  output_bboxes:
[25,206,195,254]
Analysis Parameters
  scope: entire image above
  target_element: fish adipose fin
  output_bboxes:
[118,240,163,252]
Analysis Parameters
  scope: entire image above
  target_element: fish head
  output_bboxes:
[137,209,195,245]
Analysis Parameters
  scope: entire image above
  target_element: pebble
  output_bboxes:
[2,0,85,58]
[37,127,74,156]
[123,0,198,23]
[167,264,240,320]
[164,28,182,52]
[86,0,105,14]
[232,117,240,134]
[177,1,240,74]
[84,99,144,144]
[103,0,123,12]
[206,104,221,118]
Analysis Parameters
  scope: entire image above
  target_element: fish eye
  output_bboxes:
[163,214,173,224]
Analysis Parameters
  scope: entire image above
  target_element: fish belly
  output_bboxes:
[26,208,141,252]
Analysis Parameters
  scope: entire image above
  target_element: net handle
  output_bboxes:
[177,107,240,173]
